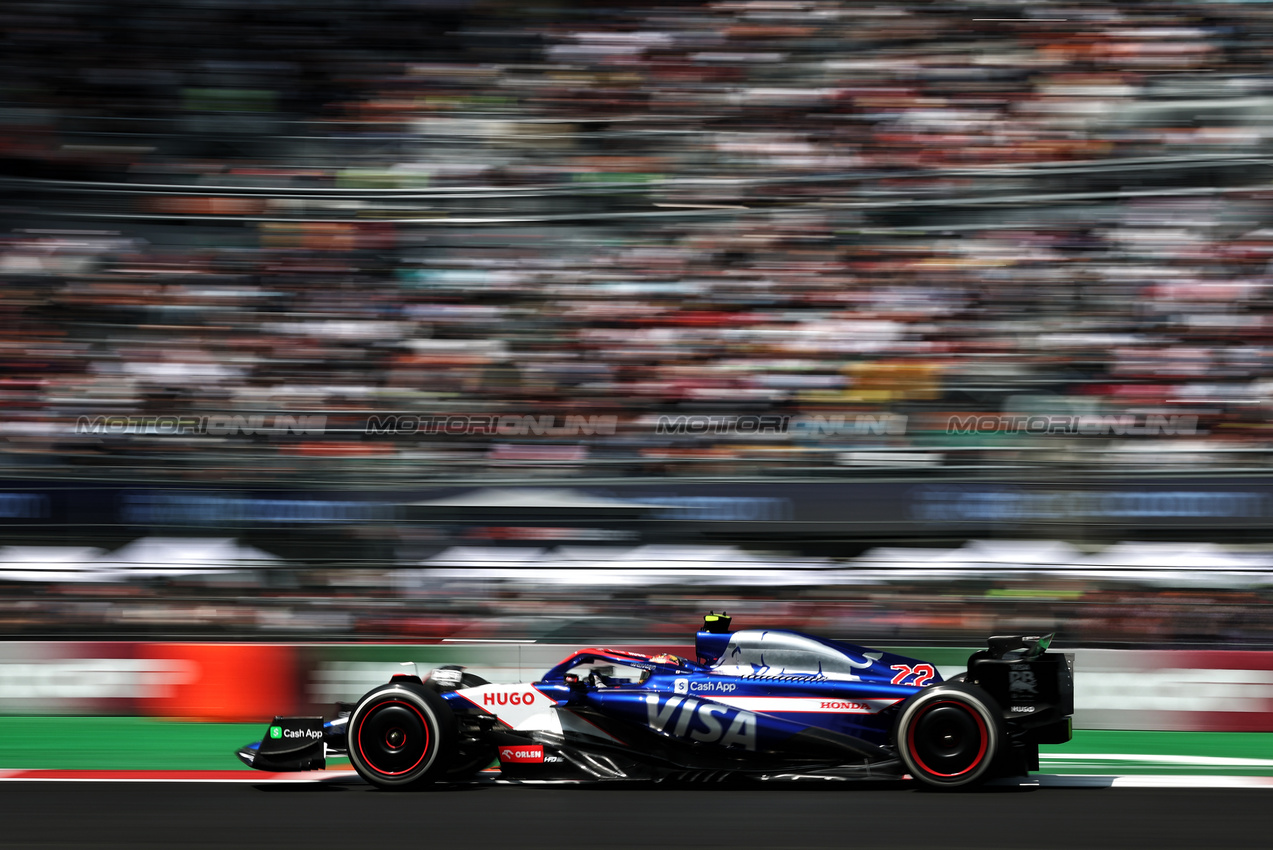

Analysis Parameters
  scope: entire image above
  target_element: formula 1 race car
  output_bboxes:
[237,613,1073,790]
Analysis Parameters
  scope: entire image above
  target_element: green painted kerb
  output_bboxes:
[0,717,264,771]
[1040,730,1273,776]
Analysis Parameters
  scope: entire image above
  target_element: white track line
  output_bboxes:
[0,771,360,783]
[0,778,347,783]
[1040,753,1273,768]
[1033,774,1273,789]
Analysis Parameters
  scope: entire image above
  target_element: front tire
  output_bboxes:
[893,683,1002,789]
[347,683,456,789]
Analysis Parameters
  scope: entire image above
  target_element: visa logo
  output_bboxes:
[644,695,756,751]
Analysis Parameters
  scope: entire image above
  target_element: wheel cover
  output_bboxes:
[355,699,432,777]
[906,699,989,779]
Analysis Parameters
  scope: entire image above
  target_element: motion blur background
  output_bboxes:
[3,0,1273,652]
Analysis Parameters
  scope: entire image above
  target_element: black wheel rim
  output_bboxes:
[355,699,431,777]
[907,700,988,779]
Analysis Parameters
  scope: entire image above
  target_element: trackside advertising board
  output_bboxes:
[1074,649,1273,733]
[1,643,1271,731]
[0,643,299,721]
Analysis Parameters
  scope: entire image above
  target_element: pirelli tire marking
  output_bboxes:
[347,685,451,788]
[895,685,1001,788]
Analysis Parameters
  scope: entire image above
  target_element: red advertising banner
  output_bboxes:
[136,644,298,722]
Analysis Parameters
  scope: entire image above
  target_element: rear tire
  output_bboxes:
[347,682,456,789]
[893,683,1002,789]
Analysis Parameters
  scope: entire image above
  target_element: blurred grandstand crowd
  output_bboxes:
[4,1,1273,649]
[3,542,1271,648]
[8,521,1259,650]
[5,0,1273,480]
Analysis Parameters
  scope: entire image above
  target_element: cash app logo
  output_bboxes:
[269,726,282,739]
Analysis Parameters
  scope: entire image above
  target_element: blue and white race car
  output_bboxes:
[238,613,1073,790]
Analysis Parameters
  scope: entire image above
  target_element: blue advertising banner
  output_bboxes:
[2,477,1272,538]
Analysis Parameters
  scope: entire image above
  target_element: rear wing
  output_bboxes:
[966,633,1074,745]
[982,633,1055,661]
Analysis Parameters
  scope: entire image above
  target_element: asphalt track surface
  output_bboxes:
[2,778,1268,850]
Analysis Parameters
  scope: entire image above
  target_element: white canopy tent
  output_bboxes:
[1078,541,1273,570]
[851,539,1273,588]
[857,539,1084,570]
[1075,541,1273,587]
[0,546,115,583]
[93,537,283,579]
[409,544,848,588]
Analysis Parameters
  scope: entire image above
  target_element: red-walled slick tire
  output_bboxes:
[347,683,456,789]
[893,683,1002,789]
